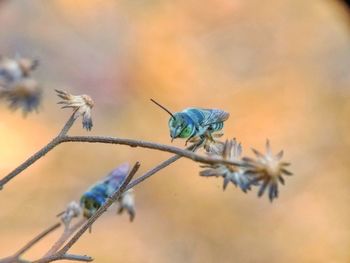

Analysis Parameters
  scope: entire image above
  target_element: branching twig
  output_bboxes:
[126,143,199,191]
[0,124,242,190]
[33,162,140,263]
[0,112,77,190]
[43,219,86,257]
[0,223,61,263]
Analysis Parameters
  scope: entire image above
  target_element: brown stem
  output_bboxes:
[0,223,61,263]
[44,219,86,257]
[34,163,140,263]
[0,112,77,190]
[62,136,242,167]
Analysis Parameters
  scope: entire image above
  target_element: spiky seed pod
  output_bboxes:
[0,56,38,85]
[0,78,42,114]
[243,140,292,202]
[60,201,82,227]
[55,89,94,131]
[200,139,251,192]
[190,132,225,153]
[117,189,136,222]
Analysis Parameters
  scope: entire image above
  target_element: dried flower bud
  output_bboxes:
[117,189,136,222]
[190,133,224,153]
[0,56,38,85]
[17,57,39,77]
[55,89,94,131]
[243,140,292,202]
[0,78,42,114]
[61,201,82,227]
[200,139,251,192]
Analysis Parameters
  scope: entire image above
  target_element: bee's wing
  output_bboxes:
[103,163,130,195]
[200,109,230,126]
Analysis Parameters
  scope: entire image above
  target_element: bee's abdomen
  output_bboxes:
[208,122,224,132]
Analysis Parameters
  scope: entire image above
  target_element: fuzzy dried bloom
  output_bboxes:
[55,89,94,131]
[117,189,136,222]
[190,133,225,153]
[60,201,82,227]
[0,78,42,114]
[0,56,38,85]
[243,140,292,202]
[200,139,251,192]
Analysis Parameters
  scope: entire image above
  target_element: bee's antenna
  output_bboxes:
[150,99,175,119]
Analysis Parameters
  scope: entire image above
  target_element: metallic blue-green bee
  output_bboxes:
[80,163,130,219]
[151,99,229,143]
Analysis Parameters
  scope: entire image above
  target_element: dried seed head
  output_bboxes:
[0,78,42,114]
[200,139,251,192]
[60,201,82,227]
[0,56,38,85]
[190,132,225,153]
[117,189,136,222]
[18,58,39,77]
[55,89,94,131]
[243,139,292,202]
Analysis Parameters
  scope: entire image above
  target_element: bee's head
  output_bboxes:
[150,99,193,140]
[80,192,104,218]
[168,113,190,140]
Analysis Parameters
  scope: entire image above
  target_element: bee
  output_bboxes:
[80,163,130,219]
[150,99,229,143]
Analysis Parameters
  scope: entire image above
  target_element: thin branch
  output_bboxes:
[0,223,61,263]
[59,254,93,262]
[62,136,242,167]
[1,132,242,190]
[44,219,86,257]
[58,111,78,136]
[7,143,199,263]
[126,143,198,191]
[0,137,62,190]
[0,112,77,190]
[34,162,140,263]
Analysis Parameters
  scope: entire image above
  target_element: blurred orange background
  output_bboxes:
[1,0,350,262]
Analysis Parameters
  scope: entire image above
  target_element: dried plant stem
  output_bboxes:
[44,219,86,257]
[126,143,198,191]
[34,162,140,263]
[3,144,198,262]
[62,136,239,167]
[0,128,241,190]
[0,223,61,263]
[0,113,78,190]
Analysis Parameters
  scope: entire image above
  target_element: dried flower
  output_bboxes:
[190,133,225,153]
[0,56,38,85]
[60,201,82,227]
[200,139,251,192]
[55,89,94,131]
[0,78,42,114]
[117,189,136,222]
[243,140,292,202]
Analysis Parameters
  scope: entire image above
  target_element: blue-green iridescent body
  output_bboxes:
[80,163,129,218]
[168,108,229,141]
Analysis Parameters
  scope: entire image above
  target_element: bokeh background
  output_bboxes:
[1,0,350,262]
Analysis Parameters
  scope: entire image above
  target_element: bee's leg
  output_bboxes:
[185,136,192,146]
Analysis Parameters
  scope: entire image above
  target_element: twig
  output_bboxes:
[0,112,77,190]
[126,143,198,191]
[0,131,242,190]
[44,219,86,257]
[0,223,61,263]
[33,162,140,263]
